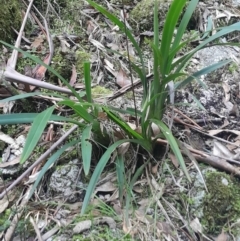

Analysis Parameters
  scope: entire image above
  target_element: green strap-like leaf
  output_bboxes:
[0,113,83,126]
[116,154,125,205]
[175,22,240,72]
[171,0,199,53]
[151,119,191,182]
[81,139,151,214]
[160,0,187,75]
[84,62,92,104]
[59,100,94,123]
[20,106,55,164]
[175,59,232,89]
[102,107,144,141]
[0,91,86,104]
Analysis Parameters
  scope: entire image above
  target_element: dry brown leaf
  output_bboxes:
[151,162,160,175]
[0,190,16,213]
[73,220,92,234]
[112,202,122,215]
[227,139,240,151]
[135,210,151,224]
[208,129,240,136]
[86,20,95,35]
[117,142,130,155]
[33,54,50,82]
[95,181,116,193]
[69,65,77,86]
[138,198,150,207]
[31,35,44,50]
[213,141,234,159]
[123,218,136,237]
[215,231,229,241]
[0,156,20,168]
[156,222,174,236]
[222,82,230,101]
[116,67,131,87]
[93,217,116,229]
[98,112,108,121]
[151,122,160,136]
[0,195,9,213]
[108,189,119,202]
[132,186,144,193]
[169,153,179,168]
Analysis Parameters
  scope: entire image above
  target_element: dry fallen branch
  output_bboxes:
[156,138,240,176]
[0,0,74,95]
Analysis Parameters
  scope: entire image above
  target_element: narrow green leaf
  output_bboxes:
[188,93,206,111]
[81,125,92,175]
[175,59,232,89]
[84,62,92,103]
[20,106,55,164]
[153,0,159,48]
[81,139,151,214]
[151,43,161,105]
[59,100,94,123]
[0,91,85,103]
[162,73,187,85]
[116,155,125,205]
[160,0,187,74]
[81,139,127,214]
[200,16,213,40]
[0,113,83,126]
[175,22,240,72]
[0,92,42,103]
[29,140,79,199]
[168,33,199,68]
[171,0,199,51]
[102,107,144,141]
[151,119,191,182]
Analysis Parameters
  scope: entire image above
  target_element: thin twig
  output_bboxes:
[0,0,75,95]
[30,216,44,241]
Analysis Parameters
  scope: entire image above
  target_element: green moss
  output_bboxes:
[1,125,23,137]
[0,0,21,43]
[75,50,91,80]
[50,50,75,82]
[228,62,238,74]
[124,92,133,100]
[16,53,39,74]
[0,209,11,232]
[202,171,240,234]
[91,86,113,98]
[72,226,133,241]
[52,0,87,34]
[130,0,172,31]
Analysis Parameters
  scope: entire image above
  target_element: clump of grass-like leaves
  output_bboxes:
[0,0,239,216]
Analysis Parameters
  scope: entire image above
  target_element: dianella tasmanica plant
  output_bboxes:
[0,0,239,215]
